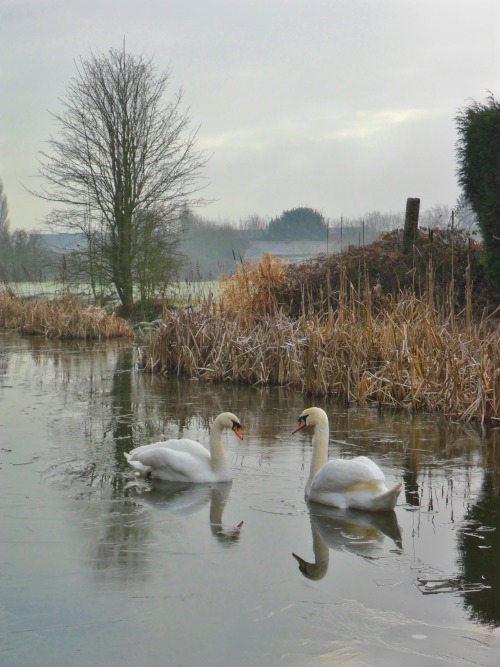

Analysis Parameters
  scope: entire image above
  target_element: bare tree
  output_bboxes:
[0,178,10,238]
[239,214,268,238]
[420,203,453,229]
[362,210,404,232]
[454,194,479,233]
[0,179,11,278]
[33,45,208,316]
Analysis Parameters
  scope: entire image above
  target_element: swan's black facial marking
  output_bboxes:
[231,420,244,440]
[292,414,308,434]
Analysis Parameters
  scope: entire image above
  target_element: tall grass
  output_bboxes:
[139,255,499,424]
[0,292,132,339]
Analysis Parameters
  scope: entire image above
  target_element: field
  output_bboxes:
[4,280,219,306]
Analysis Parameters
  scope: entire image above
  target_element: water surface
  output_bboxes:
[1,332,499,666]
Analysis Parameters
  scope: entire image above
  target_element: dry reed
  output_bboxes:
[0,292,133,339]
[139,255,499,425]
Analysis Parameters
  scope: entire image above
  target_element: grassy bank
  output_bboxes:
[0,292,132,339]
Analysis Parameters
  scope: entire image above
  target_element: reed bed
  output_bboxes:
[0,292,133,339]
[139,254,499,425]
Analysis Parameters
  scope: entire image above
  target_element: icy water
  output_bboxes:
[1,331,499,667]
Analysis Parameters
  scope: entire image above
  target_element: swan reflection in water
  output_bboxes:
[293,503,403,580]
[127,479,244,545]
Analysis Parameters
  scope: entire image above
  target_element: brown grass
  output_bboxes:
[138,254,499,425]
[0,292,133,339]
[218,254,288,325]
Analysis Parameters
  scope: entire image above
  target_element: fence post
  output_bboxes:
[403,197,420,253]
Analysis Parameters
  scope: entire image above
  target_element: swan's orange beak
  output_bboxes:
[292,418,306,434]
[232,425,244,440]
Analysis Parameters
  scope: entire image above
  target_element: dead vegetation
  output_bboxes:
[0,292,132,339]
[138,231,500,424]
[274,228,496,319]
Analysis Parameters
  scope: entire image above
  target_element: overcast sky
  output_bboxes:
[1,0,498,231]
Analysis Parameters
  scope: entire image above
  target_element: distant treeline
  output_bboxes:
[0,202,477,284]
[177,203,476,280]
[0,229,58,283]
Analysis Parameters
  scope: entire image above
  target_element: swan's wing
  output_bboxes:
[312,457,385,494]
[350,456,386,481]
[127,438,207,459]
[128,439,210,478]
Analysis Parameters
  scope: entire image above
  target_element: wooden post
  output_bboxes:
[403,197,420,253]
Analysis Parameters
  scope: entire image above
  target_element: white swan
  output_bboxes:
[124,412,244,483]
[292,407,402,511]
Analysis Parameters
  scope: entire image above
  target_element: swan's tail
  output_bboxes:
[372,481,403,511]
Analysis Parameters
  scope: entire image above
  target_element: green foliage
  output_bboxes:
[132,209,183,308]
[267,207,327,241]
[456,93,500,289]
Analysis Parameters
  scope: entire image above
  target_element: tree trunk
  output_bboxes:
[113,213,134,317]
[403,198,420,253]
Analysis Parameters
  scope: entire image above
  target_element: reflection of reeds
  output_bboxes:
[0,292,132,339]
[139,256,499,425]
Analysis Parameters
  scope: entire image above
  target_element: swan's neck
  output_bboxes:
[306,421,329,495]
[310,522,329,574]
[209,485,230,525]
[294,522,329,580]
[209,424,230,475]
